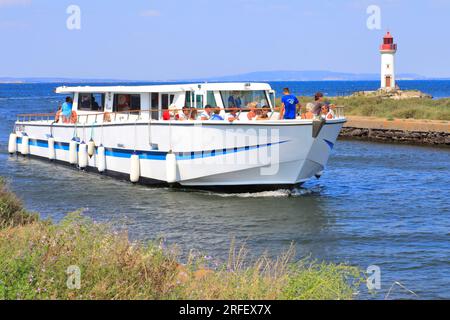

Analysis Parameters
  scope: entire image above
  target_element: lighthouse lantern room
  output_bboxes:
[380,31,397,90]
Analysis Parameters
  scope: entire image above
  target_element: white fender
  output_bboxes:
[166,152,177,183]
[97,145,106,173]
[69,139,78,165]
[21,135,29,155]
[130,153,140,183]
[87,139,95,158]
[78,142,88,169]
[8,133,17,154]
[48,137,55,160]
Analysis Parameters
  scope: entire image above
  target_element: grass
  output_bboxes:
[0,178,362,300]
[276,96,450,121]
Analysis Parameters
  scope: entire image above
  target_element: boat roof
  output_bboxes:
[55,82,273,94]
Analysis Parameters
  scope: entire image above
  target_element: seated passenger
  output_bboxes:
[312,92,331,118]
[247,102,259,120]
[210,107,224,120]
[91,96,100,111]
[177,106,191,121]
[117,95,130,112]
[80,95,91,109]
[162,104,177,120]
[226,107,240,122]
[321,104,334,120]
[189,109,198,120]
[302,103,315,119]
[256,106,270,120]
[199,105,213,120]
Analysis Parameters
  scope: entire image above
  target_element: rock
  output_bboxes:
[351,89,432,100]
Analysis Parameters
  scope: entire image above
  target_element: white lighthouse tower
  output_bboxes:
[380,31,397,90]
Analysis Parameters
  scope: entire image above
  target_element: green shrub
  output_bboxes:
[0,178,37,228]
[0,179,362,300]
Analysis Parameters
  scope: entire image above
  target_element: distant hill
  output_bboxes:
[0,71,439,83]
[196,70,428,82]
[0,77,134,84]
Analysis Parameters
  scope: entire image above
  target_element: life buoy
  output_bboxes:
[70,111,78,124]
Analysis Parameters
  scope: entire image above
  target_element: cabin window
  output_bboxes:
[185,92,193,108]
[207,91,217,106]
[78,93,105,111]
[161,94,175,110]
[113,94,141,112]
[151,93,159,119]
[220,90,268,109]
[185,91,204,108]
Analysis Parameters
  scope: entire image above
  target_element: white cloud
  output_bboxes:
[0,0,32,7]
[140,10,161,17]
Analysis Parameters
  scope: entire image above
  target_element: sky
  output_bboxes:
[0,0,449,80]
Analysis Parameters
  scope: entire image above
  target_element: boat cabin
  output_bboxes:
[55,83,276,122]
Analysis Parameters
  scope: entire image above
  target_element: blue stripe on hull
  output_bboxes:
[16,137,287,161]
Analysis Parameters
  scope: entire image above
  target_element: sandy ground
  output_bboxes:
[344,116,450,133]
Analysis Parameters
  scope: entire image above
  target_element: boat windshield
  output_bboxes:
[220,90,269,110]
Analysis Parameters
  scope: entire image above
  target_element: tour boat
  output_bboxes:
[8,83,346,192]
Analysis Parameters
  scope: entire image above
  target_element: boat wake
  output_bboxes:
[196,185,323,198]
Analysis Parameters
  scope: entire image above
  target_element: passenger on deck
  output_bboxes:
[80,95,91,109]
[302,103,315,119]
[228,92,242,108]
[312,92,325,117]
[189,109,198,120]
[199,105,213,120]
[162,104,177,120]
[210,107,224,120]
[61,96,73,123]
[321,104,334,120]
[91,96,100,111]
[256,106,270,120]
[177,106,191,121]
[279,88,300,120]
[226,107,240,122]
[247,102,259,120]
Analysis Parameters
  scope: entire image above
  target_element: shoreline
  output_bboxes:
[340,116,450,146]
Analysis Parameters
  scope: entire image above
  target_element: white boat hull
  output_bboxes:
[12,119,345,191]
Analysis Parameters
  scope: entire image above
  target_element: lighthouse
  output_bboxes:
[380,31,397,90]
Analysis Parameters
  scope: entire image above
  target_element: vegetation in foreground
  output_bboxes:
[276,96,450,121]
[0,178,361,300]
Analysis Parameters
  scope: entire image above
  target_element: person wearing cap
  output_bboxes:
[162,104,177,120]
[279,88,300,120]
[199,105,213,120]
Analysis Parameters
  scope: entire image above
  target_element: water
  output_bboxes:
[0,82,449,299]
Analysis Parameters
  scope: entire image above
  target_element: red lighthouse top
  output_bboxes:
[380,31,397,52]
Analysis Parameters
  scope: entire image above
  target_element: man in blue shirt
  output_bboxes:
[279,88,300,120]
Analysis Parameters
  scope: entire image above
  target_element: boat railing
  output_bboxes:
[16,113,56,123]
[334,105,345,119]
[17,105,346,125]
